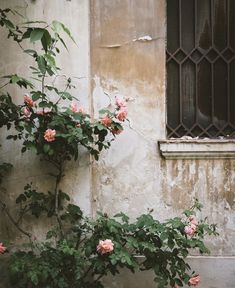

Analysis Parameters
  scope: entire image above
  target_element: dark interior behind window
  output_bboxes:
[167,0,235,138]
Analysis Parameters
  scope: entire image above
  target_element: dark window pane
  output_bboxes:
[181,0,195,52]
[167,0,235,138]
[167,0,179,53]
[214,59,228,128]
[214,0,227,51]
[197,0,212,50]
[167,60,180,129]
[181,60,196,128]
[197,59,212,127]
[230,0,235,50]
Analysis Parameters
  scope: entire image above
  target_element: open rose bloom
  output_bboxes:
[97,239,114,255]
[0,243,6,254]
[189,275,201,286]
[24,94,34,107]
[184,225,196,237]
[44,129,56,142]
[101,115,112,127]
[116,108,127,121]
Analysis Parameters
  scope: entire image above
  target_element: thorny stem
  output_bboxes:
[0,199,32,241]
[54,160,64,238]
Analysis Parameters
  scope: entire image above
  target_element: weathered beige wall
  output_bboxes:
[90,0,235,287]
[0,0,235,287]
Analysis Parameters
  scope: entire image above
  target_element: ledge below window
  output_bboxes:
[158,139,235,159]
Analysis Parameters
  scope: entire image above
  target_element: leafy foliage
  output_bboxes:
[9,201,217,288]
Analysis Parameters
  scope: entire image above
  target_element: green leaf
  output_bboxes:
[58,91,72,100]
[11,75,20,83]
[43,144,50,153]
[41,30,52,52]
[57,34,68,51]
[52,20,63,33]
[61,22,76,44]
[44,54,56,70]
[36,55,46,74]
[31,91,41,101]
[16,194,27,204]
[30,28,45,42]
[22,28,33,39]
[52,20,76,45]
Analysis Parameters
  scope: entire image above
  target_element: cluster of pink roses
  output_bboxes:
[100,96,128,135]
[22,94,34,118]
[115,96,128,121]
[21,94,128,143]
[96,239,114,255]
[184,215,198,237]
[0,242,6,254]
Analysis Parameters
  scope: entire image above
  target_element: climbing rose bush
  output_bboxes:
[8,200,217,288]
[0,8,217,288]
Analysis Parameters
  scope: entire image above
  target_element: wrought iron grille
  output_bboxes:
[166,0,235,138]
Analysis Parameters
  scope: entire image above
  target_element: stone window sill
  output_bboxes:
[158,139,235,159]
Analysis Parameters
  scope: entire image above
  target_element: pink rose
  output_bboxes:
[189,215,198,225]
[70,101,78,113]
[116,108,127,121]
[44,129,56,142]
[184,225,196,237]
[115,96,127,108]
[24,94,34,107]
[97,239,114,255]
[101,115,112,127]
[190,223,197,231]
[22,107,31,118]
[0,243,6,254]
[189,275,200,286]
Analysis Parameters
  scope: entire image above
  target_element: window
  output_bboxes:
[166,0,235,138]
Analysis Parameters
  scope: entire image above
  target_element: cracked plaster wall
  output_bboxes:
[90,1,235,287]
[0,0,235,287]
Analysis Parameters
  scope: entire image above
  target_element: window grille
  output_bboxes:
[166,0,235,138]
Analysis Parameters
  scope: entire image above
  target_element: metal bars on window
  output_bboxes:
[167,0,235,138]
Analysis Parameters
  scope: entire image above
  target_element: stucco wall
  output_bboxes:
[90,0,235,287]
[0,0,235,287]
